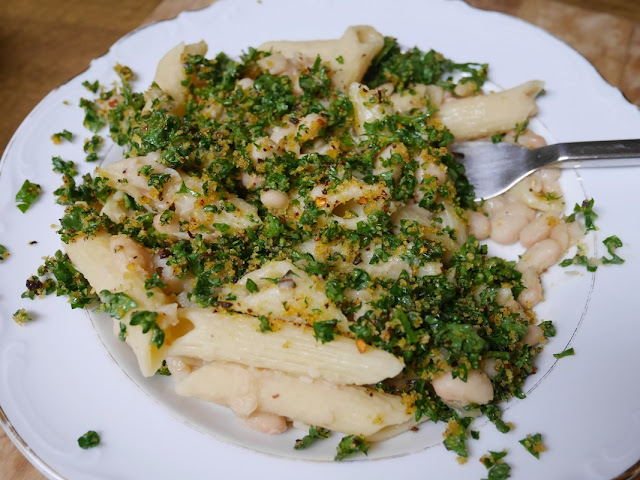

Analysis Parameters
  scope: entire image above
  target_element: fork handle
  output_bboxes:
[538,139,640,168]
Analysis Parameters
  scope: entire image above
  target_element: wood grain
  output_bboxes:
[1,1,639,479]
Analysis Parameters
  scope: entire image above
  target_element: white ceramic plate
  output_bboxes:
[1,0,639,478]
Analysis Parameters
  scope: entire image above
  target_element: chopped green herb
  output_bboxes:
[12,308,32,326]
[51,129,73,144]
[491,133,504,144]
[130,310,165,349]
[566,198,597,232]
[559,254,597,272]
[553,347,574,359]
[77,430,100,449]
[82,80,100,93]
[513,120,528,142]
[480,450,511,480]
[519,433,545,459]
[245,278,259,293]
[79,98,105,132]
[335,55,344,65]
[98,290,138,319]
[22,250,97,308]
[118,322,127,341]
[176,182,200,197]
[0,244,8,262]
[15,180,42,213]
[313,319,337,343]
[156,360,172,376]
[258,315,272,333]
[334,435,369,461]
[144,272,167,291]
[294,425,331,449]
[443,417,472,458]
[602,235,624,265]
[52,156,78,177]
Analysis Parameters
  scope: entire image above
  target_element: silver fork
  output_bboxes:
[452,139,640,200]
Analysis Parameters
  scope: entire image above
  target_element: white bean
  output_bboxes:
[490,211,530,245]
[260,189,289,209]
[523,324,544,347]
[242,411,288,434]
[517,267,542,308]
[468,210,491,240]
[236,77,254,90]
[241,172,265,190]
[431,370,494,407]
[549,223,569,251]
[519,214,557,248]
[519,239,563,274]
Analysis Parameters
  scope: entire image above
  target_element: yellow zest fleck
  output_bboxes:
[315,197,327,208]
[372,414,384,425]
[356,338,367,353]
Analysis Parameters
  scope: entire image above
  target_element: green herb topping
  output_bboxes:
[294,425,331,449]
[15,180,42,213]
[77,430,100,449]
[13,308,32,326]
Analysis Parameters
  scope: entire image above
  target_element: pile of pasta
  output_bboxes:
[59,27,583,448]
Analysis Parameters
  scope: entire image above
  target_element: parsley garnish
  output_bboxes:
[601,235,624,265]
[144,272,167,291]
[52,156,77,176]
[82,80,100,93]
[0,244,9,262]
[98,290,138,319]
[519,433,545,459]
[51,129,73,144]
[77,430,100,449]
[15,180,42,213]
[258,315,272,333]
[130,310,165,349]
[334,435,369,461]
[553,347,574,359]
[22,250,97,308]
[566,198,597,232]
[513,120,528,142]
[12,308,32,326]
[480,450,511,480]
[294,425,331,449]
[79,98,105,132]
[245,278,259,293]
[313,319,337,343]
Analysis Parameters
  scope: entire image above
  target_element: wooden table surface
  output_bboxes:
[1,0,639,478]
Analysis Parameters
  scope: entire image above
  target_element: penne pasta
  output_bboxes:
[174,361,413,437]
[435,80,544,140]
[167,308,404,385]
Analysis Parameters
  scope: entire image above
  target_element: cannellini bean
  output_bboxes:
[260,189,289,209]
[258,52,289,75]
[468,211,491,240]
[519,239,563,274]
[523,324,544,347]
[519,214,558,248]
[241,172,265,189]
[236,77,254,90]
[242,411,288,434]
[517,267,542,308]
[431,370,494,407]
[110,235,152,273]
[550,223,569,251]
[490,212,530,245]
